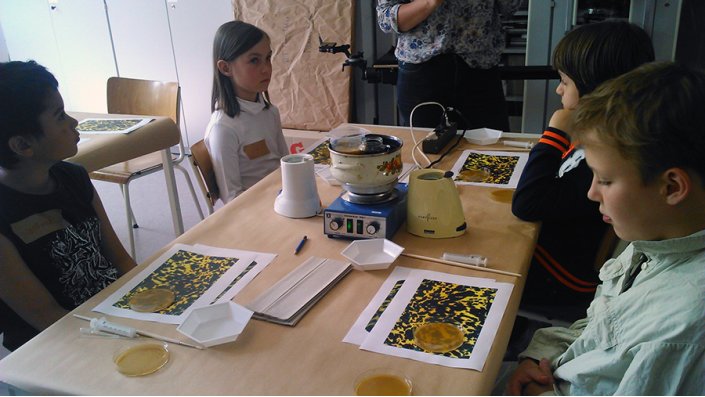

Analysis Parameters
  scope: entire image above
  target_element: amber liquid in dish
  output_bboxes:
[114,343,169,376]
[355,374,412,396]
[413,322,465,353]
[458,168,490,182]
[128,287,175,313]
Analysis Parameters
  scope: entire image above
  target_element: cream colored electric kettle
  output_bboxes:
[406,169,466,238]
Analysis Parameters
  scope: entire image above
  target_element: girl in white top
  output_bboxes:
[205,21,288,203]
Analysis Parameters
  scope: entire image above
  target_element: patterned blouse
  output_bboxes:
[377,0,522,68]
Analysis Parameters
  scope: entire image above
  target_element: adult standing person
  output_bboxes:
[377,0,522,130]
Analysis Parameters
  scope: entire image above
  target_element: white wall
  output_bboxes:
[0,0,231,146]
[0,0,116,113]
[0,20,8,62]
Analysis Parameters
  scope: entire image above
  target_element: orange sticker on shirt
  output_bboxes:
[243,139,271,160]
[10,209,70,244]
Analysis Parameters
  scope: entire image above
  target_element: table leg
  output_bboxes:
[161,148,184,235]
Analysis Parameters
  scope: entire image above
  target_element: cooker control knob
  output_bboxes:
[366,222,380,235]
[329,218,342,231]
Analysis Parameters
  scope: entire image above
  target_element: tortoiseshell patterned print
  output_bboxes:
[114,250,239,315]
[384,279,497,358]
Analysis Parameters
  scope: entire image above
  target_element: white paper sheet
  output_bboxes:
[77,118,154,134]
[450,150,528,189]
[247,257,351,326]
[343,266,415,345]
[314,165,341,185]
[93,244,273,324]
[193,244,276,305]
[345,267,513,371]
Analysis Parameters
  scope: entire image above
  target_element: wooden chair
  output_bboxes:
[90,77,204,258]
[189,140,219,214]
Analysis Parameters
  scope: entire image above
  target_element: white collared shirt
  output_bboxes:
[520,229,705,395]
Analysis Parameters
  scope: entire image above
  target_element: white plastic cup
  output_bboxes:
[274,154,321,218]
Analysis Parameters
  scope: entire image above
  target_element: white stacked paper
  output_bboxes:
[248,257,351,326]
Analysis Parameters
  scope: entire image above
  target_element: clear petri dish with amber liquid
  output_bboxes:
[413,321,465,353]
[113,342,170,376]
[354,368,412,396]
[458,168,490,183]
[128,287,175,313]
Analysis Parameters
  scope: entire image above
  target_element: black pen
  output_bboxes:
[294,235,308,255]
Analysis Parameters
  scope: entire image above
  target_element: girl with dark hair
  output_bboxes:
[205,20,288,203]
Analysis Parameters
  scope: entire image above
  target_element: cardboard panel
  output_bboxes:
[233,0,353,131]
[283,128,326,154]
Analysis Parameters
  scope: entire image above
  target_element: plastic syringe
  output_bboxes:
[442,252,488,267]
[503,140,534,149]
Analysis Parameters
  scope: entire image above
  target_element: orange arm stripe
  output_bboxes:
[533,251,597,293]
[561,144,576,159]
[535,245,598,287]
[542,130,571,147]
[538,138,568,153]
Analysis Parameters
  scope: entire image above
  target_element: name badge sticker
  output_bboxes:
[11,209,70,244]
[243,139,271,160]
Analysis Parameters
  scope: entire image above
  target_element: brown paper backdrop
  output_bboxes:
[233,0,353,131]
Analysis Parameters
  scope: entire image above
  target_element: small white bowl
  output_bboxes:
[341,238,404,271]
[465,128,503,145]
[176,301,253,347]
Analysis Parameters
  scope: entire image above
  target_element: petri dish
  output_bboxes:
[413,322,465,353]
[458,168,490,182]
[330,134,365,154]
[113,342,169,376]
[354,368,412,396]
[128,287,175,313]
[490,189,514,203]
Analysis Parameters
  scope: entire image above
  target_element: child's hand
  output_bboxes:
[505,358,555,395]
[548,109,574,133]
[522,380,555,395]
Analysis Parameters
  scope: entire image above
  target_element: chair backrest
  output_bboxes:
[593,226,621,271]
[107,76,180,125]
[190,139,219,209]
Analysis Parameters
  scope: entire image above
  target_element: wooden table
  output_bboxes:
[67,112,184,235]
[0,124,539,395]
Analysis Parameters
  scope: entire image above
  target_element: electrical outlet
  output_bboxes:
[422,122,457,154]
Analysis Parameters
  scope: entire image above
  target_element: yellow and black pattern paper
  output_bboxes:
[455,152,519,185]
[114,250,239,315]
[77,119,143,132]
[384,279,497,358]
[307,140,331,165]
[365,280,405,332]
